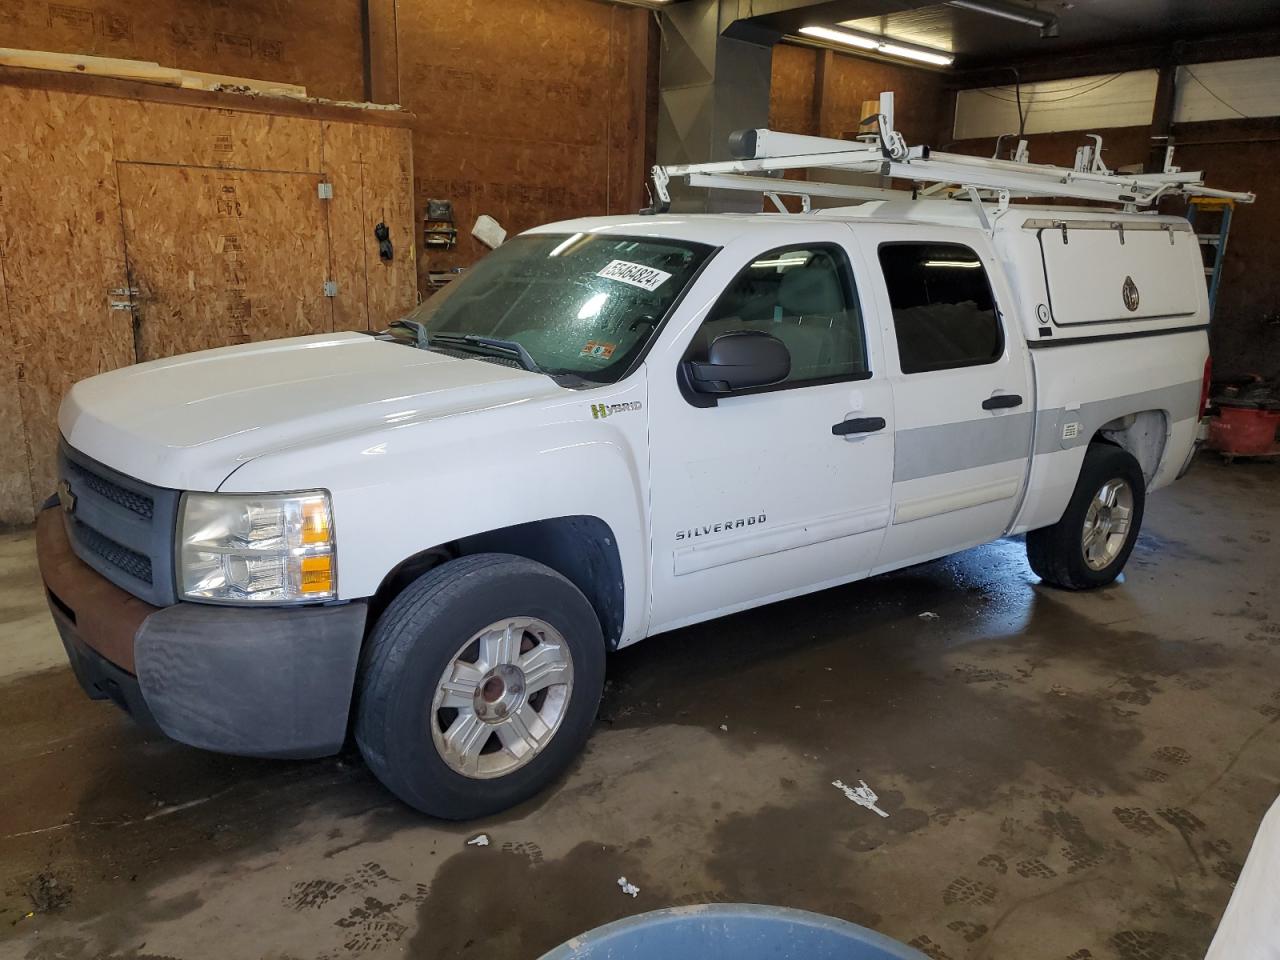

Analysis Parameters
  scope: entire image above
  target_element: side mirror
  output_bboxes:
[686,330,791,395]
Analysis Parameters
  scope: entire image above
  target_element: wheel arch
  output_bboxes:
[367,515,625,650]
[1093,408,1170,485]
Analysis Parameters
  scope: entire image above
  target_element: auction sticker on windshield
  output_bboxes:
[580,340,617,360]
[597,260,672,292]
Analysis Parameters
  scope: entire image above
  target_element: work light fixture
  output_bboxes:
[798,25,955,67]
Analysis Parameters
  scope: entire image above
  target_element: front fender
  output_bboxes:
[219,380,652,643]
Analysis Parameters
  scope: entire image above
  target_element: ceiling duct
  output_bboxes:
[945,0,1060,39]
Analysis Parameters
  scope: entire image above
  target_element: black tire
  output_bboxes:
[355,553,605,819]
[1026,443,1146,590]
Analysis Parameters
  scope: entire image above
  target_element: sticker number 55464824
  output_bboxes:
[596,260,672,292]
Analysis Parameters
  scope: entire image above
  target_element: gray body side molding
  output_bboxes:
[892,380,1201,483]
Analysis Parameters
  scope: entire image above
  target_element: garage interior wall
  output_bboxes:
[0,0,368,100]
[0,73,416,525]
[394,0,654,277]
[769,43,948,143]
[0,0,655,529]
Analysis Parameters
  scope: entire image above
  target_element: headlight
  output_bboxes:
[178,491,335,604]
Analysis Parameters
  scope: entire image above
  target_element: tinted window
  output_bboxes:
[689,245,868,388]
[878,243,1002,374]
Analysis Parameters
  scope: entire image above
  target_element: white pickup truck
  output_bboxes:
[39,138,1234,818]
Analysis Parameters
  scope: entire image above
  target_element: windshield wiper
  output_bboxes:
[387,318,430,349]
[431,334,542,373]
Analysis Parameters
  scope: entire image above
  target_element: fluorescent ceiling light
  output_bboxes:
[800,25,954,67]
[877,43,954,67]
[923,259,983,268]
[799,26,878,50]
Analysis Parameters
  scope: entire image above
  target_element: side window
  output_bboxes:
[877,242,1003,375]
[687,245,869,388]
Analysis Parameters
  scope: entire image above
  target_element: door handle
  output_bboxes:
[982,393,1023,411]
[832,416,886,436]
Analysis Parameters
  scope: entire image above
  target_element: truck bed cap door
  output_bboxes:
[1036,220,1201,328]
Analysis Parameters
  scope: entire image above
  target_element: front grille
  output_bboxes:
[58,442,180,606]
[70,520,153,584]
[66,460,154,520]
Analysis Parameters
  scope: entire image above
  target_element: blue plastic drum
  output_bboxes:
[539,904,928,960]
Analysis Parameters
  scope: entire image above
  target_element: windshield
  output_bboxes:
[398,233,714,383]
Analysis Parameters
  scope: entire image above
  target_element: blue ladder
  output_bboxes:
[1186,197,1235,319]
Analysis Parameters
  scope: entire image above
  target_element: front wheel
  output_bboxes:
[355,554,605,819]
[1026,444,1146,590]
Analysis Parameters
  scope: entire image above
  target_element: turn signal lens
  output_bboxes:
[302,498,332,544]
[300,555,334,594]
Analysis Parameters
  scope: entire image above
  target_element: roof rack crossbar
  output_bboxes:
[645,91,1255,215]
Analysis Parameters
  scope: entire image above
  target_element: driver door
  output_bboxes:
[645,227,895,635]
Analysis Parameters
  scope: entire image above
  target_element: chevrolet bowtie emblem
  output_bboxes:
[56,479,76,515]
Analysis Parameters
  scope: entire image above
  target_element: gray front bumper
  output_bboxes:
[39,504,367,759]
[135,601,367,759]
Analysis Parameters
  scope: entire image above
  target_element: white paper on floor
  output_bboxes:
[832,779,890,818]
[466,834,490,847]
[617,876,640,898]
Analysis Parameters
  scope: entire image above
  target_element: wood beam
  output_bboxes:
[812,48,836,137]
[1146,54,1177,173]
[622,6,653,212]
[363,0,400,105]
[0,65,414,127]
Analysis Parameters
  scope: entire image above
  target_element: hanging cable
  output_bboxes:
[1181,67,1249,119]
[1011,66,1024,139]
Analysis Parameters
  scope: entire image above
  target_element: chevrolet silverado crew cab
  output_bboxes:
[38,125,1245,819]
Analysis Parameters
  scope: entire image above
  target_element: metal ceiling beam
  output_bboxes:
[952,28,1280,87]
[720,0,943,43]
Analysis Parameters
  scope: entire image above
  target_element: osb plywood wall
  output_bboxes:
[397,0,653,282]
[769,43,949,144]
[0,75,416,524]
[0,0,366,100]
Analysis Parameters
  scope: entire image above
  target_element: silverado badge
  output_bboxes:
[1122,275,1139,312]
[56,479,76,515]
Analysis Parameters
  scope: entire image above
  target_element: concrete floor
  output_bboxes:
[1,456,1277,960]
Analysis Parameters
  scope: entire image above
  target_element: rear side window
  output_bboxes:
[877,243,1003,374]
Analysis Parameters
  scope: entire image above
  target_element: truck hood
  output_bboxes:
[60,332,562,490]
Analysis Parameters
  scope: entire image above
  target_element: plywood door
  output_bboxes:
[323,121,418,332]
[117,163,332,361]
[0,86,134,519]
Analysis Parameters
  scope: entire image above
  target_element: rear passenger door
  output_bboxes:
[856,227,1034,572]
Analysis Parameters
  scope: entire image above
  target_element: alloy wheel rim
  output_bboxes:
[430,617,574,779]
[1081,478,1134,571]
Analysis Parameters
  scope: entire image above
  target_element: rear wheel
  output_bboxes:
[355,554,605,818]
[1026,444,1146,590]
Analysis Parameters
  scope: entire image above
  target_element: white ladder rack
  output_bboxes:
[647,92,1255,221]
